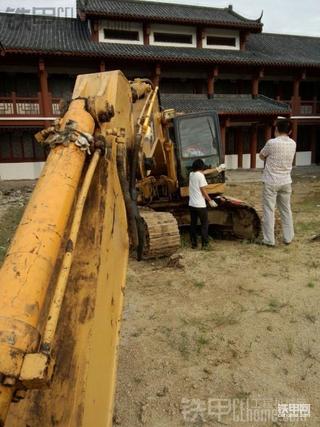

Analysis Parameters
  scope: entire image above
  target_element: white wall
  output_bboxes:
[225,155,238,169]
[296,151,312,166]
[256,155,265,169]
[0,162,44,180]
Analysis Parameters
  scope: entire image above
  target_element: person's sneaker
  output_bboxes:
[201,243,213,251]
[254,239,275,247]
[261,240,275,247]
[191,243,197,249]
[283,241,292,245]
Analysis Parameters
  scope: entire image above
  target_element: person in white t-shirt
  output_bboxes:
[189,159,225,248]
[259,118,296,246]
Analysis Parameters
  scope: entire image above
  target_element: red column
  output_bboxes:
[197,27,204,48]
[250,125,258,168]
[38,59,51,117]
[207,67,218,99]
[236,128,243,169]
[240,31,249,50]
[220,121,226,161]
[207,73,214,98]
[91,20,99,41]
[153,63,161,88]
[311,126,317,164]
[292,78,301,114]
[251,77,259,98]
[143,23,150,45]
[264,123,272,142]
[100,60,106,72]
[251,69,264,98]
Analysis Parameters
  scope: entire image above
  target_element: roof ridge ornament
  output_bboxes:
[256,10,264,23]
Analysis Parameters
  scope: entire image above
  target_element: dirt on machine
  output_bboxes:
[0,70,261,426]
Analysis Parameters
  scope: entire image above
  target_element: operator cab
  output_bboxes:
[173,111,224,187]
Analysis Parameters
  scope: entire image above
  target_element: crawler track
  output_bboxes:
[140,210,181,259]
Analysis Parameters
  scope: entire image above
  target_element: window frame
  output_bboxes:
[99,20,143,45]
[203,29,240,50]
[150,24,196,47]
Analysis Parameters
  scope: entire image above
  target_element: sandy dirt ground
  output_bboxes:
[0,168,319,426]
[114,168,320,427]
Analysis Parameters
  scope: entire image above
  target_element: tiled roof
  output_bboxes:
[246,33,320,66]
[160,94,291,115]
[0,13,92,54]
[0,13,319,69]
[79,0,262,30]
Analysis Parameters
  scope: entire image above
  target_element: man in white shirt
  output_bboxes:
[189,159,224,248]
[259,118,296,246]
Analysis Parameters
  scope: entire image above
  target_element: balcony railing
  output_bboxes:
[0,92,60,117]
[0,93,319,118]
[281,99,320,115]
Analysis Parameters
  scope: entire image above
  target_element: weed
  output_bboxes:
[196,335,209,353]
[308,260,319,269]
[307,282,315,288]
[285,337,294,355]
[301,345,319,362]
[304,313,316,324]
[193,280,205,289]
[178,331,190,359]
[258,298,287,314]
[296,221,319,234]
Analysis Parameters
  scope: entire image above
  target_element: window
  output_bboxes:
[0,129,46,162]
[207,36,236,47]
[99,21,143,44]
[150,24,196,47]
[179,116,218,158]
[204,29,239,50]
[153,32,192,44]
[103,29,139,42]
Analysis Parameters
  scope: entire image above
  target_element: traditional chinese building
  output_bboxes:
[0,0,319,179]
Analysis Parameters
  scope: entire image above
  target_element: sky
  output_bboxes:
[0,0,319,36]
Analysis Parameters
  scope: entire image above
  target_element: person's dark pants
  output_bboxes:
[189,206,209,247]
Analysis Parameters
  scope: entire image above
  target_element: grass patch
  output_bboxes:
[196,335,209,353]
[307,282,316,288]
[258,298,288,314]
[285,337,294,355]
[178,331,190,359]
[295,221,320,234]
[0,205,25,265]
[193,280,205,289]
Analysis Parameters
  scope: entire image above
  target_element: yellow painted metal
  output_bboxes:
[180,182,226,197]
[0,98,95,424]
[5,71,130,427]
[142,86,159,133]
[0,386,13,427]
[41,149,101,352]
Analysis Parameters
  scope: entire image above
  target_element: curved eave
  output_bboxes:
[218,110,290,116]
[2,47,320,69]
[83,11,263,32]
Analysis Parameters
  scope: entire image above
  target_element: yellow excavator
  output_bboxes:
[0,71,260,426]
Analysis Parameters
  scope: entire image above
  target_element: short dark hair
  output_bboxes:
[275,118,292,135]
[192,159,205,172]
